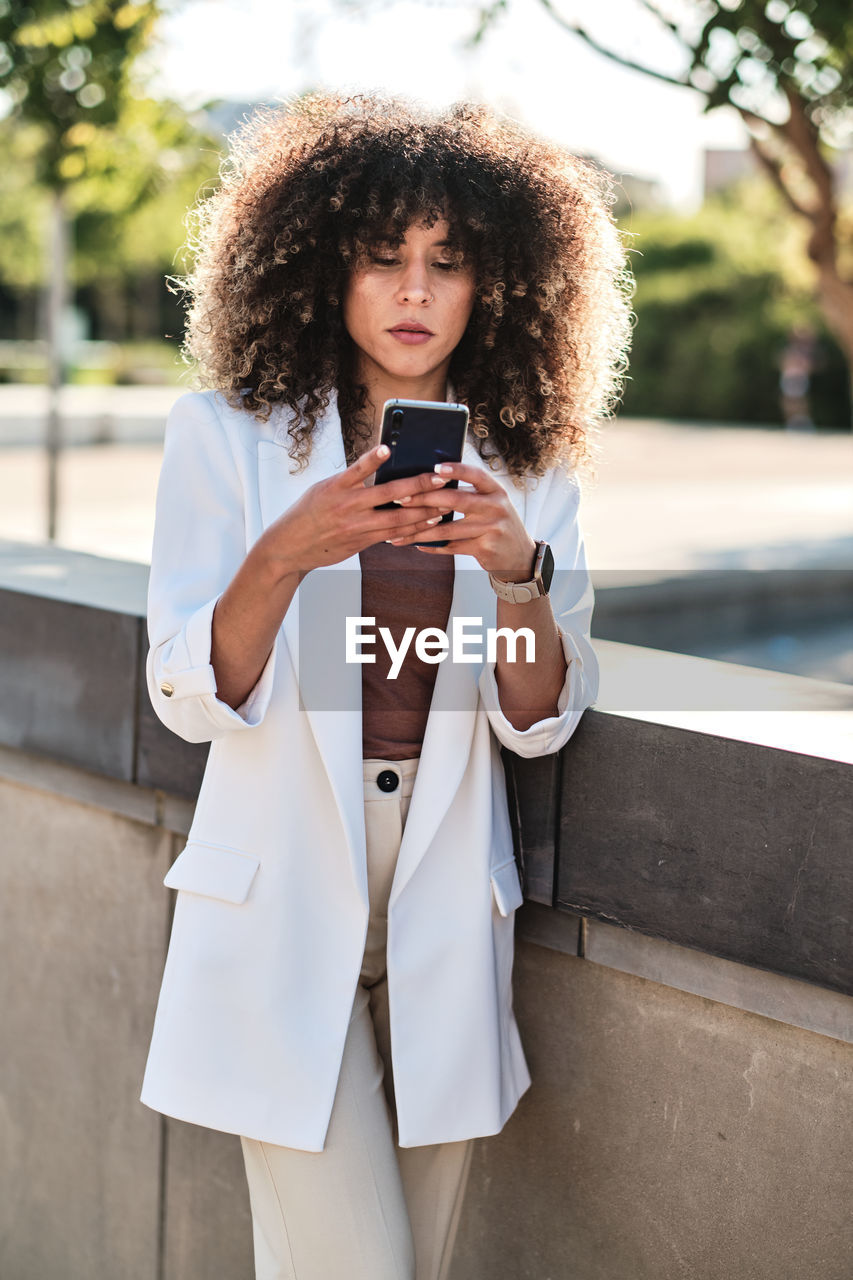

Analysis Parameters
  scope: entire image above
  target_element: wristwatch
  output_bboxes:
[488,540,554,603]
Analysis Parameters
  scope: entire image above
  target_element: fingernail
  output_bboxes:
[392,496,411,505]
[377,445,390,458]
[426,516,442,526]
[430,474,447,486]
[434,463,453,475]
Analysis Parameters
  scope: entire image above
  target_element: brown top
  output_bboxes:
[359,539,455,760]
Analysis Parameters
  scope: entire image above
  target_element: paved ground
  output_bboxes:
[581,418,853,574]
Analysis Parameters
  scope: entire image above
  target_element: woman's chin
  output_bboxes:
[373,351,448,384]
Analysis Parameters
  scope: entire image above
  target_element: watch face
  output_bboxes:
[540,542,554,593]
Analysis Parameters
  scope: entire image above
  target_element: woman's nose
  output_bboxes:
[396,262,432,304]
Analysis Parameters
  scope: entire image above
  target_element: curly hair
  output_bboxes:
[175,92,633,477]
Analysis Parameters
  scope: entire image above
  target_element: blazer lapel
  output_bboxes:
[256,394,368,908]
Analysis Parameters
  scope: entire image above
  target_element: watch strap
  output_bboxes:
[488,541,550,603]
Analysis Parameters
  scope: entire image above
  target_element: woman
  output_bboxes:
[141,94,631,1280]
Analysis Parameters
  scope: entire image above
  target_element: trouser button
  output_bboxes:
[376,769,399,793]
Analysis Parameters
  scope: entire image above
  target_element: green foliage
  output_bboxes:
[621,179,850,426]
[0,122,49,287]
[0,0,161,187]
[69,94,222,280]
[463,0,853,400]
[684,0,853,148]
[496,0,853,150]
[0,96,220,287]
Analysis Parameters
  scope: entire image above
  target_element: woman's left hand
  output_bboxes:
[387,462,536,580]
[390,461,569,730]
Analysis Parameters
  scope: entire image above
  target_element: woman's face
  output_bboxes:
[343,218,476,391]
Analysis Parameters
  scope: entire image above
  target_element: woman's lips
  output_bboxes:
[388,327,434,345]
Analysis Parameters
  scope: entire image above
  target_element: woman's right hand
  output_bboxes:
[259,443,452,580]
[210,445,451,709]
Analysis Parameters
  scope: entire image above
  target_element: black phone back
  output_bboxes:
[375,400,468,489]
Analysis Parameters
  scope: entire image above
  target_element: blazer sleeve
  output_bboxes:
[146,392,277,743]
[477,464,599,758]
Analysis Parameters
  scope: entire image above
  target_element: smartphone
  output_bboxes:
[374,399,469,546]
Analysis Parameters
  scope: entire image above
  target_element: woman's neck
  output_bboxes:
[359,369,451,435]
[339,355,454,465]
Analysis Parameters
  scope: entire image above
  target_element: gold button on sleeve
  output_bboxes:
[160,682,175,698]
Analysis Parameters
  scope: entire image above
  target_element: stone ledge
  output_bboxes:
[0,742,194,835]
[517,901,853,1047]
[592,567,853,651]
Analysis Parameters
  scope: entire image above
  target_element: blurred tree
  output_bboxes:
[72,93,220,351]
[0,0,160,183]
[0,0,161,537]
[466,0,853,417]
[621,176,849,425]
[0,96,218,288]
[68,95,218,275]
[0,121,47,293]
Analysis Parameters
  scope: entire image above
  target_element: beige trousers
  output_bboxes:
[240,758,474,1280]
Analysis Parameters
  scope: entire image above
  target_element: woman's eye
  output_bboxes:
[371,255,398,266]
[434,261,456,271]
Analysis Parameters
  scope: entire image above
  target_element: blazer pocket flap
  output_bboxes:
[164,841,260,905]
[490,857,524,917]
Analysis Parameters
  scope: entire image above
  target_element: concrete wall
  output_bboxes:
[1,542,852,1280]
[457,940,853,1280]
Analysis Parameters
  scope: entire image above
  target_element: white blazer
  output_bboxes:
[140,388,598,1151]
